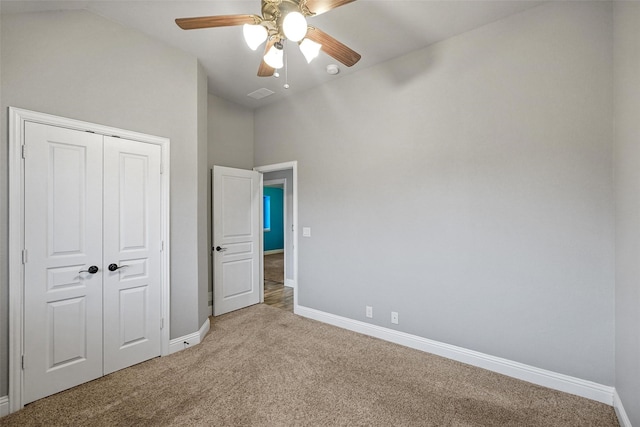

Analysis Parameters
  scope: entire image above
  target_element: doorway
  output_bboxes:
[254,162,298,312]
[263,180,292,311]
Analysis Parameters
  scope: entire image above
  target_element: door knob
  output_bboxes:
[108,263,129,272]
[215,246,227,252]
[79,265,99,274]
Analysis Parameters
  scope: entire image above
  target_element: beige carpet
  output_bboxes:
[1,304,618,426]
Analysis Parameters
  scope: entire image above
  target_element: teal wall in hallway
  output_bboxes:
[264,187,284,251]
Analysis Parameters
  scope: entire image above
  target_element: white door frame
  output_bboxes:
[254,161,298,312]
[8,107,171,413]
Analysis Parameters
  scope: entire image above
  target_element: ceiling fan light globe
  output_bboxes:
[243,24,267,50]
[264,45,284,69]
[299,38,322,63]
[282,12,307,42]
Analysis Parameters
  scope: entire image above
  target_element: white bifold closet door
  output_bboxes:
[23,122,162,404]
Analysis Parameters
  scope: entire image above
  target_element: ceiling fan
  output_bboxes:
[175,0,361,77]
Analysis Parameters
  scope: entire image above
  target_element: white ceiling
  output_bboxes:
[1,0,543,109]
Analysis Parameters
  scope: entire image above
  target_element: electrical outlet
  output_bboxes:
[366,306,373,318]
[391,311,399,324]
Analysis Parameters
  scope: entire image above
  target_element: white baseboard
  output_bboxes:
[0,396,9,417]
[295,305,615,405]
[285,279,296,289]
[168,317,211,354]
[614,390,632,427]
[264,249,284,255]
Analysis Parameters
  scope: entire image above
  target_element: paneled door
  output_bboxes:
[23,122,162,403]
[212,166,262,315]
[102,136,162,374]
[23,123,105,403]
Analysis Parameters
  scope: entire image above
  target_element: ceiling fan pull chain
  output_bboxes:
[284,41,290,89]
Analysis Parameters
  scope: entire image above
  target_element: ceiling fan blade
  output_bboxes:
[258,38,277,77]
[175,14,259,30]
[306,27,361,67]
[303,0,356,16]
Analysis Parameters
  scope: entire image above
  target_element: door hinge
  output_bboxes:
[161,241,164,252]
[22,355,24,370]
[21,145,26,159]
[22,249,28,264]
[161,318,164,330]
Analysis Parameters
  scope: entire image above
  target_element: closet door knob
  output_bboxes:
[108,263,129,272]
[79,265,99,274]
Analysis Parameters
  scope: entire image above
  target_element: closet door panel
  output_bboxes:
[102,136,162,374]
[23,122,104,404]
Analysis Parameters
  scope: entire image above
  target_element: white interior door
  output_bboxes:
[213,166,261,315]
[103,136,162,374]
[23,122,104,404]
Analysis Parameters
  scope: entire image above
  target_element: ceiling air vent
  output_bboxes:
[247,88,275,100]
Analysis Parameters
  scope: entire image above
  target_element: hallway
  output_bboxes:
[264,253,293,312]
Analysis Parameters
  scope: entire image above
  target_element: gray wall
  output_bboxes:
[0,10,208,395]
[614,2,640,424]
[197,64,209,328]
[207,94,254,306]
[208,94,254,170]
[254,2,615,385]
[262,169,294,284]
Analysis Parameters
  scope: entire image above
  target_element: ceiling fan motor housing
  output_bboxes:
[262,0,311,39]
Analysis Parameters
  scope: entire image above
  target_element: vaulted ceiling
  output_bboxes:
[1,1,543,108]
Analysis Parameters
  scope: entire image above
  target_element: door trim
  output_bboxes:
[8,107,171,413]
[253,161,299,312]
